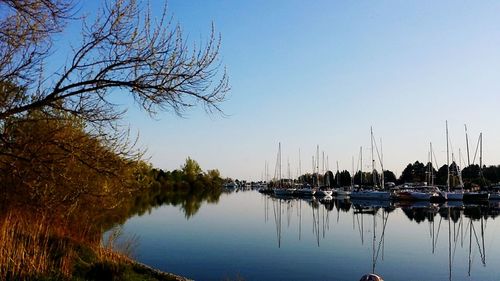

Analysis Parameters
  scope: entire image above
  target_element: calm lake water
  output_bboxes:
[117,190,500,281]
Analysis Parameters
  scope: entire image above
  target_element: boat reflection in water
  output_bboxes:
[263,192,496,280]
[352,198,390,280]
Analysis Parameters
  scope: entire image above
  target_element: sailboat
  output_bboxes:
[258,161,273,194]
[441,121,464,201]
[314,145,333,197]
[273,143,296,196]
[351,127,391,200]
[295,148,316,197]
[396,142,439,201]
[462,132,489,202]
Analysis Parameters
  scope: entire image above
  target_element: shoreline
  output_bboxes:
[128,260,193,281]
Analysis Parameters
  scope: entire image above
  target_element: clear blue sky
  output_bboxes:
[65,1,500,180]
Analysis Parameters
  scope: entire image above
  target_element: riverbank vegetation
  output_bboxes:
[0,0,227,279]
[0,110,224,280]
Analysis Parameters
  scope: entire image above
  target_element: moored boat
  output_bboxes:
[396,190,432,201]
[295,187,316,197]
[349,128,391,201]
[273,188,296,196]
[395,186,439,201]
[315,189,333,197]
[350,189,391,200]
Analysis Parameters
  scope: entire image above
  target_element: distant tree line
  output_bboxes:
[288,161,500,190]
[114,157,225,221]
[398,161,498,188]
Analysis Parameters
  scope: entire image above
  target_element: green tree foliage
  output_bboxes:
[353,171,364,186]
[182,157,202,183]
[336,170,352,187]
[432,162,462,187]
[398,161,427,184]
[482,165,500,185]
[462,164,481,181]
[0,110,136,214]
[142,160,223,218]
[299,173,313,185]
[435,164,448,186]
[383,170,397,183]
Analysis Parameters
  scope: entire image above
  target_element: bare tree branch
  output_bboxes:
[0,0,229,123]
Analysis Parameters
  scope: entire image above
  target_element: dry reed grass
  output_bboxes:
[0,207,145,280]
[0,208,98,280]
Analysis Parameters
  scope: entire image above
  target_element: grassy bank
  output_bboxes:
[73,249,191,281]
[0,208,191,281]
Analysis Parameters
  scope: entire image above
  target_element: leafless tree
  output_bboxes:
[0,0,229,124]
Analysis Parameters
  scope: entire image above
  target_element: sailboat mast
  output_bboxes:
[287,158,291,186]
[336,161,340,187]
[371,127,376,187]
[298,148,302,182]
[479,133,483,181]
[459,148,462,169]
[267,160,269,182]
[312,156,315,186]
[479,133,482,169]
[465,124,471,167]
[458,149,464,187]
[327,156,329,172]
[316,145,320,187]
[446,121,450,191]
[427,143,431,185]
[360,146,363,187]
[279,142,282,187]
[352,156,354,188]
[322,151,325,175]
[429,142,434,186]
[380,137,384,189]
[265,161,267,183]
[430,142,434,186]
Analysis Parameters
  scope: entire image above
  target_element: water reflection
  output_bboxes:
[263,193,497,280]
[269,196,327,248]
[124,184,227,221]
[120,190,500,281]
